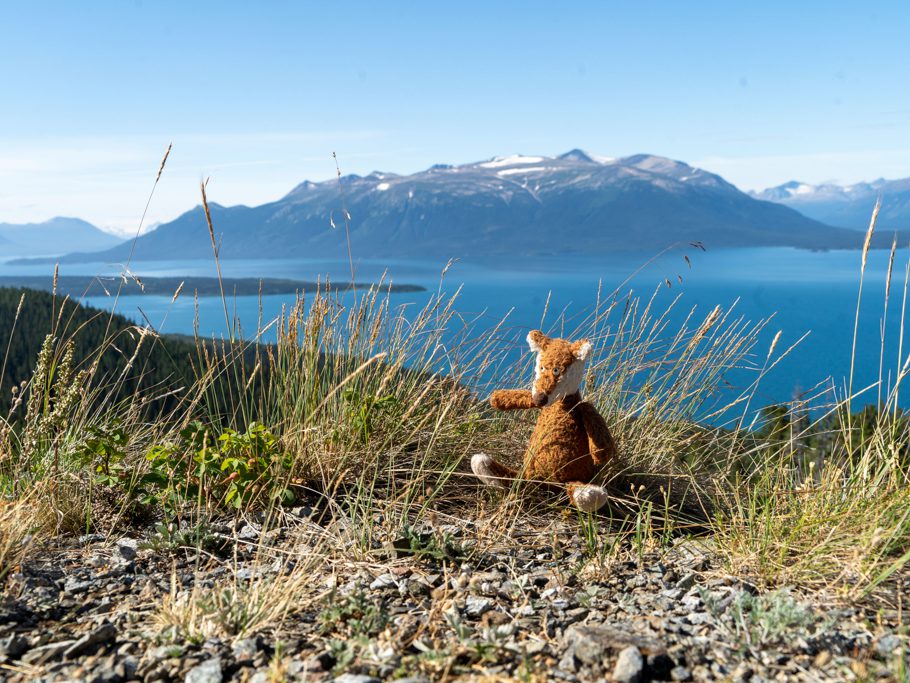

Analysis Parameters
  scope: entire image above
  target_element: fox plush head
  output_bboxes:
[526,330,592,407]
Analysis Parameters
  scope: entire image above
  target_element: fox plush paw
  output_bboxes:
[571,484,609,512]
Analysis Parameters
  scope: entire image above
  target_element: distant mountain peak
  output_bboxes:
[558,149,596,163]
[0,216,123,258]
[623,154,691,172]
[755,175,910,231]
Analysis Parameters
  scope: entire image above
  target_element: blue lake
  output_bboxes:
[2,247,907,418]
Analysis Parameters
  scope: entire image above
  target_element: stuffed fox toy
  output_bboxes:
[471,330,617,512]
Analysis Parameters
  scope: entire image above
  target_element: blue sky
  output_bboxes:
[1,1,909,234]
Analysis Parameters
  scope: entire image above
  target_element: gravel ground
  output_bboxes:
[2,507,907,682]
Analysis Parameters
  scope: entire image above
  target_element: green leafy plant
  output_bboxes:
[392,525,465,563]
[141,520,229,555]
[318,589,389,639]
[340,387,402,445]
[141,421,295,514]
[75,422,130,487]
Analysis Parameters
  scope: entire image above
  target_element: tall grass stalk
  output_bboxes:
[847,199,881,449]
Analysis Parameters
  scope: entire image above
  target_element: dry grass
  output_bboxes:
[152,525,329,643]
[0,495,37,581]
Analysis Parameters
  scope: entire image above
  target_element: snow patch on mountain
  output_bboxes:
[479,155,545,169]
[497,166,549,176]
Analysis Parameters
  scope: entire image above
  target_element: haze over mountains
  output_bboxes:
[0,217,122,258]
[753,179,910,233]
[5,151,902,264]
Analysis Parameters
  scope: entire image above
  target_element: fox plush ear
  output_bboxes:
[527,330,549,353]
[571,339,593,361]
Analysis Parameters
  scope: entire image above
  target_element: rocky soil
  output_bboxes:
[2,507,907,682]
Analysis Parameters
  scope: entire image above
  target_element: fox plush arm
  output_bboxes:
[490,389,536,411]
[577,402,617,465]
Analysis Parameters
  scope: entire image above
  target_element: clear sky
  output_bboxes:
[2,1,909,235]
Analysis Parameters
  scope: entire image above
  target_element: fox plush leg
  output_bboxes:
[567,482,609,512]
[471,453,517,488]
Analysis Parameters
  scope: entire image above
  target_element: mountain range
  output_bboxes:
[6,152,901,264]
[752,179,910,232]
[0,217,122,258]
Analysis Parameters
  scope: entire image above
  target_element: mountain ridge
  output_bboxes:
[753,178,910,232]
[0,217,123,258]
[10,152,896,264]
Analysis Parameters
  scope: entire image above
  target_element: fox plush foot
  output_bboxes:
[568,484,609,513]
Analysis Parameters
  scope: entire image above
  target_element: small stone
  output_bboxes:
[65,621,117,658]
[369,573,397,590]
[0,634,29,660]
[238,524,261,541]
[680,592,701,609]
[670,665,692,681]
[557,649,577,673]
[185,657,222,683]
[877,634,902,656]
[79,533,105,545]
[148,644,183,661]
[64,577,94,594]
[290,505,313,518]
[333,675,380,683]
[22,640,76,665]
[661,588,683,601]
[116,537,138,562]
[612,646,643,683]
[232,637,259,660]
[676,573,696,591]
[627,575,648,589]
[389,678,431,683]
[464,596,492,618]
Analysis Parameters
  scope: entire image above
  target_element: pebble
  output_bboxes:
[0,634,29,660]
[8,514,903,683]
[676,573,696,591]
[116,537,139,562]
[670,665,692,680]
[333,675,381,683]
[22,640,75,665]
[612,645,644,683]
[185,657,222,683]
[369,573,398,590]
[232,637,259,660]
[876,634,902,655]
[64,621,117,658]
[464,596,492,617]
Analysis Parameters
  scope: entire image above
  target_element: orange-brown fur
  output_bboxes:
[476,331,617,510]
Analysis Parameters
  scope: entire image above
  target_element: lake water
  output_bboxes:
[2,247,907,420]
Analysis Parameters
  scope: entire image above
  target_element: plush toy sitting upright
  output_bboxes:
[471,330,617,512]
